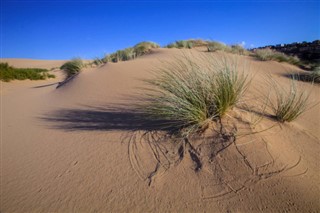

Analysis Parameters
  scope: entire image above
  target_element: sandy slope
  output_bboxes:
[1,49,319,212]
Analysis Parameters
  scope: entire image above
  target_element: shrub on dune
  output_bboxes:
[269,77,310,122]
[60,58,84,78]
[165,40,196,49]
[207,41,230,52]
[309,67,320,83]
[134,41,160,56]
[100,41,159,64]
[230,45,247,55]
[254,48,300,65]
[254,48,274,61]
[142,55,250,136]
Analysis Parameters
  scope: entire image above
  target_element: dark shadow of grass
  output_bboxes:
[32,82,59,88]
[41,105,181,133]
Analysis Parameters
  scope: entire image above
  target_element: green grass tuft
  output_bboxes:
[102,41,159,63]
[0,62,54,82]
[141,54,250,136]
[254,48,300,65]
[310,66,320,83]
[269,77,310,122]
[207,41,230,52]
[60,58,84,78]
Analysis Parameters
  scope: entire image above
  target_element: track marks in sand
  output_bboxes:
[126,120,305,201]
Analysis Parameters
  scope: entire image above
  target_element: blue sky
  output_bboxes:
[1,0,319,59]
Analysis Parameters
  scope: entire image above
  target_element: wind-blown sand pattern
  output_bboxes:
[1,49,319,212]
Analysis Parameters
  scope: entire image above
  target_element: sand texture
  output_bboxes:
[1,49,319,212]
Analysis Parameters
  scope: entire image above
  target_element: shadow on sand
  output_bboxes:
[41,105,178,132]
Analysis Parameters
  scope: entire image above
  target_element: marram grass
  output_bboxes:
[269,77,310,122]
[141,54,250,136]
[60,58,84,78]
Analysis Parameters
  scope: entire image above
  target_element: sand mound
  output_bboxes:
[1,49,319,212]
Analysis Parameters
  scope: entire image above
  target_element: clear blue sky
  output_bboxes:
[1,0,319,59]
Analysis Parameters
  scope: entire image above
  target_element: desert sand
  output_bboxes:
[1,49,319,212]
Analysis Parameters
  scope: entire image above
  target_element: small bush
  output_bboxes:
[310,66,320,83]
[92,58,105,66]
[142,55,250,135]
[134,41,159,56]
[165,40,208,49]
[230,45,247,55]
[269,77,310,122]
[100,41,159,64]
[0,62,54,82]
[165,39,210,49]
[207,41,230,52]
[60,59,84,78]
[254,48,274,61]
[254,48,300,65]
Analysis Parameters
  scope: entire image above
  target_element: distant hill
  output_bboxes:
[254,40,320,63]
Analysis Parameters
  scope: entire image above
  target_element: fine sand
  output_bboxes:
[1,49,319,212]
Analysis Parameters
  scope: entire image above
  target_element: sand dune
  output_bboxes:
[1,49,319,212]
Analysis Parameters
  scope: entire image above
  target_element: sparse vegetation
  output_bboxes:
[134,41,160,56]
[60,58,84,78]
[207,41,231,52]
[269,77,310,122]
[142,55,250,136]
[309,66,320,83]
[101,41,160,63]
[0,62,55,82]
[165,39,205,49]
[165,39,249,55]
[254,48,300,65]
[230,44,247,55]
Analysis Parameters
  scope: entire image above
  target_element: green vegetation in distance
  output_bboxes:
[253,48,300,65]
[165,39,249,55]
[0,62,55,82]
[92,41,160,66]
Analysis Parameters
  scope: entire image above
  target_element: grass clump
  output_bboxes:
[230,45,247,55]
[309,66,320,83]
[134,41,160,56]
[166,40,194,49]
[269,77,310,122]
[254,48,300,65]
[0,62,55,82]
[60,58,84,78]
[165,39,210,49]
[142,55,250,135]
[102,41,160,63]
[207,41,230,52]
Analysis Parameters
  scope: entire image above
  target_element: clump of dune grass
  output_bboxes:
[165,39,210,49]
[0,62,55,82]
[92,57,105,66]
[309,66,320,83]
[230,45,247,55]
[207,41,230,52]
[102,41,159,63]
[60,58,84,78]
[166,40,193,49]
[254,48,300,65]
[269,77,310,122]
[142,54,250,136]
[134,41,160,56]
